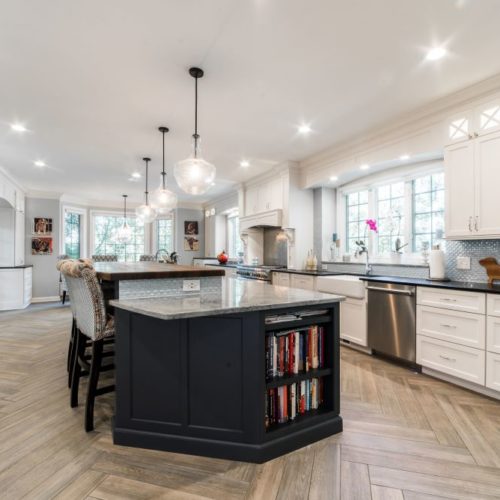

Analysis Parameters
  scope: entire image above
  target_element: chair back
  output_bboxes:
[58,259,109,340]
[139,254,156,262]
[92,255,118,262]
[57,254,70,293]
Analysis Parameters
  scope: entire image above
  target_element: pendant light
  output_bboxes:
[174,67,216,195]
[115,194,132,243]
[151,126,178,214]
[135,157,157,223]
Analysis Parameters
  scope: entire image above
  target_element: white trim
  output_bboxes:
[31,296,60,303]
[89,209,151,258]
[60,205,88,258]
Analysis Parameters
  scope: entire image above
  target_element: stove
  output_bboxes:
[236,265,286,282]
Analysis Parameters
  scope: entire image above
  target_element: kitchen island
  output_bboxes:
[111,279,343,462]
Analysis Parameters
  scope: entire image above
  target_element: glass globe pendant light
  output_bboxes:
[174,67,216,195]
[151,126,178,214]
[115,194,133,243]
[135,157,158,223]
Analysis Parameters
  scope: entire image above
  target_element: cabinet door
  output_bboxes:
[258,182,271,212]
[244,186,259,216]
[14,211,25,266]
[340,298,367,346]
[444,141,475,238]
[486,352,500,392]
[268,177,284,211]
[474,130,500,237]
[445,112,473,146]
[487,316,500,354]
[476,98,500,136]
[272,272,290,287]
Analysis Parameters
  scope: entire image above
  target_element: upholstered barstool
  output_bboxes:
[139,254,156,262]
[60,260,115,431]
[91,254,118,262]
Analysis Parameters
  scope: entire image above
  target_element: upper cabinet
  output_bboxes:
[445,127,500,239]
[243,175,284,216]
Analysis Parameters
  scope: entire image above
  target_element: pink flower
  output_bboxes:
[366,219,378,232]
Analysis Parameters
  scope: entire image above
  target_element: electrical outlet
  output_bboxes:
[183,279,201,292]
[456,256,471,270]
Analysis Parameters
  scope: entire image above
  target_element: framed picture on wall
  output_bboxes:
[184,236,200,251]
[31,237,53,255]
[184,221,198,235]
[33,217,53,235]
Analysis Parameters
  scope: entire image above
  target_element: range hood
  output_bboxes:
[239,209,283,232]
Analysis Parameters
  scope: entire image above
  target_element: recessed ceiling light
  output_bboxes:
[360,164,370,171]
[399,154,410,161]
[11,123,27,133]
[240,160,250,168]
[131,172,141,178]
[34,160,46,167]
[298,124,312,134]
[211,182,216,186]
[329,176,338,182]
[426,47,446,61]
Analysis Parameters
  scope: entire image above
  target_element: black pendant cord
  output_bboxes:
[194,75,199,158]
[143,157,151,205]
[162,130,166,189]
[123,195,128,220]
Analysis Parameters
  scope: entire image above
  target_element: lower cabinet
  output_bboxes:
[416,335,485,385]
[290,274,315,290]
[486,351,500,391]
[340,297,367,346]
[487,315,500,354]
[272,272,290,287]
[0,267,32,311]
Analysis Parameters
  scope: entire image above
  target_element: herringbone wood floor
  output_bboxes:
[1,305,500,499]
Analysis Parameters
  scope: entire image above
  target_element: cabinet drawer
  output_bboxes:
[417,335,485,385]
[290,274,315,290]
[417,305,485,349]
[340,298,367,346]
[487,294,500,317]
[417,287,485,314]
[486,351,500,392]
[487,316,500,354]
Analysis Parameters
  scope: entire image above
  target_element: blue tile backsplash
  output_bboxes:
[324,240,500,283]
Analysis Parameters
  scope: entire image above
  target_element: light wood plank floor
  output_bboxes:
[1,305,500,499]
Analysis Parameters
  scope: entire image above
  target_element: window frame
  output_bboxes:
[337,163,443,263]
[226,209,242,258]
[152,214,176,254]
[89,209,151,261]
[60,205,87,258]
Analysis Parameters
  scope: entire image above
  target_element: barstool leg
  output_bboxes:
[70,329,85,408]
[85,339,103,432]
[67,318,77,387]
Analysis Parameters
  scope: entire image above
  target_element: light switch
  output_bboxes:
[456,256,471,270]
[183,279,201,291]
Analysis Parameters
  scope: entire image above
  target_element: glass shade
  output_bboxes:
[115,222,132,244]
[174,156,215,195]
[135,204,157,224]
[151,183,178,215]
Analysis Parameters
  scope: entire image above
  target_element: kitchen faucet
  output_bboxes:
[355,245,372,275]
[155,248,168,261]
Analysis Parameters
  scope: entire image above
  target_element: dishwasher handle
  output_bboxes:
[366,285,415,296]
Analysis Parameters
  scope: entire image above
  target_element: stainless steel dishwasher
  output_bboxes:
[367,282,416,363]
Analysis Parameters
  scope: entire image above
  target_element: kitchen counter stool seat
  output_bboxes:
[59,259,115,432]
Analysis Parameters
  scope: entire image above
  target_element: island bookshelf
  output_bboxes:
[113,301,342,463]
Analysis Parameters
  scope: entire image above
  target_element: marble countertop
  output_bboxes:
[110,278,344,320]
[361,276,500,294]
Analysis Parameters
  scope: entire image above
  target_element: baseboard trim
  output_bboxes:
[422,367,500,401]
[31,296,61,303]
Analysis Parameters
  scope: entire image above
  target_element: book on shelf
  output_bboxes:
[266,325,325,380]
[265,378,324,428]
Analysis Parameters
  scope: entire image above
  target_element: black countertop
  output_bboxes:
[206,263,238,269]
[361,276,500,294]
[271,269,345,276]
[0,264,33,269]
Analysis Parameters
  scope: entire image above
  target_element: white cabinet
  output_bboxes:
[486,352,500,392]
[487,316,500,354]
[417,287,485,314]
[340,297,367,346]
[243,176,284,216]
[272,272,290,287]
[445,102,500,239]
[417,335,485,385]
[290,274,315,290]
[0,267,31,310]
[487,294,500,317]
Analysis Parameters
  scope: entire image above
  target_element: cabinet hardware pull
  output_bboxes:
[440,323,457,329]
[474,132,479,138]
[440,298,457,302]
[468,216,473,232]
[439,354,457,362]
[474,216,479,232]
[468,134,473,139]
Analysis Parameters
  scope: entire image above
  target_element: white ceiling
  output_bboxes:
[2,0,500,205]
